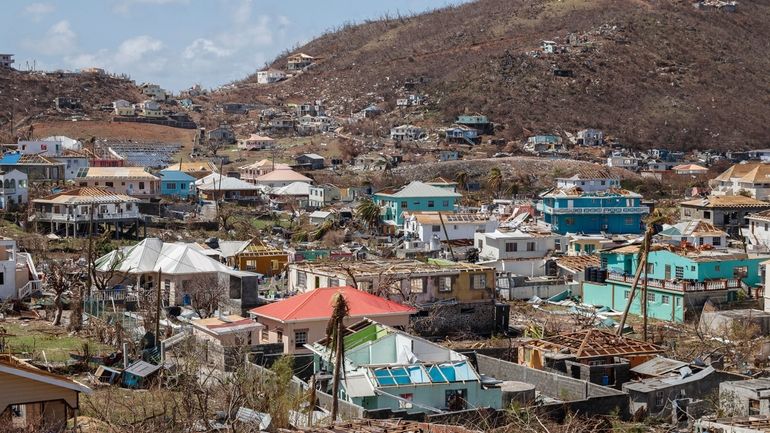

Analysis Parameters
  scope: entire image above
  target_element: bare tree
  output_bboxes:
[44,260,85,327]
[185,274,229,319]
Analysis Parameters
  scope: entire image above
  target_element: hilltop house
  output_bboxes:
[541,174,648,235]
[526,135,564,154]
[139,83,166,101]
[31,187,144,239]
[711,162,770,200]
[163,161,217,179]
[195,173,261,201]
[76,167,160,199]
[287,53,315,70]
[443,125,479,145]
[113,99,135,116]
[158,170,197,199]
[404,212,498,243]
[256,69,286,84]
[294,153,325,170]
[269,182,313,209]
[672,164,709,176]
[0,170,28,210]
[207,125,236,146]
[745,210,770,252]
[390,125,426,142]
[582,244,766,322]
[237,134,275,151]
[249,286,415,354]
[135,100,163,118]
[607,154,640,170]
[0,355,92,431]
[53,149,89,180]
[373,181,462,226]
[576,129,604,146]
[474,228,566,275]
[0,153,64,182]
[0,237,42,300]
[0,54,14,68]
[305,320,503,413]
[253,169,313,189]
[308,184,341,208]
[455,115,494,135]
[679,195,770,237]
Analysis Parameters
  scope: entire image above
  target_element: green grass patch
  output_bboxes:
[1,320,113,362]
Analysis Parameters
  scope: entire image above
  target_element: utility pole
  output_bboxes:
[437,212,455,261]
[155,268,162,349]
[642,263,649,342]
[215,160,224,229]
[86,204,94,294]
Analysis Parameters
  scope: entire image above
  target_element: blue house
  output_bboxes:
[582,244,766,322]
[373,181,462,226]
[443,125,479,145]
[455,115,493,135]
[541,172,648,234]
[159,170,196,198]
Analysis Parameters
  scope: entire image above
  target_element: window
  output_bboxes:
[0,272,4,285]
[647,293,655,302]
[437,276,453,292]
[401,201,407,209]
[624,290,630,299]
[329,278,339,287]
[675,297,682,307]
[432,225,441,232]
[445,389,467,411]
[713,237,721,246]
[750,399,761,415]
[698,237,704,245]
[167,182,176,190]
[505,243,517,252]
[526,242,536,252]
[399,394,414,409]
[477,240,483,249]
[646,263,655,274]
[734,266,748,278]
[294,330,308,348]
[297,272,307,289]
[661,295,670,305]
[675,266,684,279]
[655,391,665,408]
[564,217,574,225]
[715,265,720,272]
[105,182,114,188]
[277,330,283,341]
[139,182,145,190]
[427,200,435,208]
[261,325,269,341]
[442,200,449,207]
[704,211,711,219]
[471,273,487,289]
[410,278,425,293]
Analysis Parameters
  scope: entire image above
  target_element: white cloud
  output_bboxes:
[64,35,166,76]
[115,35,164,65]
[24,3,55,21]
[183,38,233,60]
[23,20,77,55]
[112,0,189,14]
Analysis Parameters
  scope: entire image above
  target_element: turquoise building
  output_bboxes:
[373,181,461,226]
[158,170,196,199]
[541,172,648,235]
[306,320,502,413]
[582,245,765,322]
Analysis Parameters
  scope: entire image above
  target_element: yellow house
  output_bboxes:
[0,354,92,431]
[232,242,289,277]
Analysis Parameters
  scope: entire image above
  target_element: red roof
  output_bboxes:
[249,286,416,322]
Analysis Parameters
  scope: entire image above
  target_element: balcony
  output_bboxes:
[606,271,741,292]
[542,205,649,215]
[34,211,142,222]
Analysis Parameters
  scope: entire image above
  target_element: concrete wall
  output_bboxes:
[410,301,506,337]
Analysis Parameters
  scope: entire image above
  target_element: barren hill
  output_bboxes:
[224,0,770,150]
[0,68,143,141]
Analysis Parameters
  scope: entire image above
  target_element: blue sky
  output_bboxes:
[1,0,468,92]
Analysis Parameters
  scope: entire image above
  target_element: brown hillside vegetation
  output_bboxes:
[0,68,143,141]
[32,120,197,145]
[225,0,770,150]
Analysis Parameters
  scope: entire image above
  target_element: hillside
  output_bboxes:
[0,68,143,141]
[224,0,770,150]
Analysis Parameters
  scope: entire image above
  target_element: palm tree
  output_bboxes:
[355,197,382,234]
[455,171,469,192]
[312,218,336,241]
[616,208,675,339]
[505,182,521,198]
[487,167,503,198]
[325,292,350,423]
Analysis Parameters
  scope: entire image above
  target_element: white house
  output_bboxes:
[555,168,619,193]
[474,229,566,275]
[404,212,498,243]
[655,220,727,250]
[0,170,28,210]
[745,210,770,252]
[711,162,770,200]
[16,140,63,157]
[238,134,275,151]
[54,149,90,180]
[253,169,312,189]
[576,129,603,146]
[135,100,163,118]
[0,237,42,300]
[140,83,167,101]
[606,154,640,170]
[308,184,340,208]
[256,69,286,84]
[390,125,426,141]
[113,99,135,116]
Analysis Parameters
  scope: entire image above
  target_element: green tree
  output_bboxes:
[355,197,382,234]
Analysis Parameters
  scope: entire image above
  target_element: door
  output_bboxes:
[664,265,671,280]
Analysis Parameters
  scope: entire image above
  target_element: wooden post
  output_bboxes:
[616,255,647,336]
[437,212,455,261]
[155,268,162,350]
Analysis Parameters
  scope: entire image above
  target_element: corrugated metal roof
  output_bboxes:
[630,357,688,377]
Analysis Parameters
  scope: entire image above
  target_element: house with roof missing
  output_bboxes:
[163,161,218,179]
[403,211,498,244]
[541,171,648,235]
[711,162,770,200]
[95,237,260,313]
[158,170,197,199]
[655,220,727,249]
[474,228,566,275]
[190,314,263,370]
[520,329,662,388]
[582,243,766,322]
[745,210,770,253]
[0,152,64,182]
[0,354,92,431]
[373,181,462,226]
[77,166,160,199]
[680,195,770,237]
[256,69,286,84]
[31,187,144,239]
[455,115,494,135]
[0,170,28,210]
[249,286,415,354]
[719,379,770,417]
[294,153,325,170]
[227,241,288,276]
[196,173,261,201]
[390,125,427,142]
[576,129,604,146]
[305,320,503,413]
[287,53,315,70]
